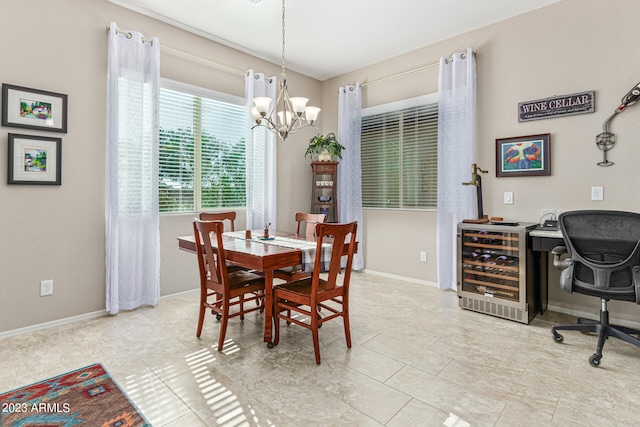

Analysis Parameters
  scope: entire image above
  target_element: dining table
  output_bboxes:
[177,229,356,347]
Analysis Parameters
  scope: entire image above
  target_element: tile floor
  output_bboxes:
[2,272,640,426]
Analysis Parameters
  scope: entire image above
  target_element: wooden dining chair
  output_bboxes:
[199,211,237,231]
[295,212,327,236]
[273,221,357,364]
[274,212,327,282]
[199,211,245,272]
[193,219,265,351]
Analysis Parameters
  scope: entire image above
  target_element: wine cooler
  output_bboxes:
[457,222,537,324]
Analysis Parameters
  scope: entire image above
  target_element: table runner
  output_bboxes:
[223,231,332,272]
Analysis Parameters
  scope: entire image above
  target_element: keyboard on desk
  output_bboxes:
[529,227,563,238]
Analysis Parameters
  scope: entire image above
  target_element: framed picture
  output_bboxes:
[2,84,68,133]
[496,133,550,177]
[8,133,62,185]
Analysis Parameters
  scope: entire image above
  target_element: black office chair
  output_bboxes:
[551,210,640,367]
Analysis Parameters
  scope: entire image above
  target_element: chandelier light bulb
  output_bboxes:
[253,97,272,116]
[290,97,309,115]
[277,110,293,126]
[250,106,262,121]
[304,106,321,124]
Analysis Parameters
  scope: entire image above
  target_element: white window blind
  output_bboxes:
[158,81,246,213]
[361,96,438,209]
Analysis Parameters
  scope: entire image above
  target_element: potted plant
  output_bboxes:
[305,133,346,161]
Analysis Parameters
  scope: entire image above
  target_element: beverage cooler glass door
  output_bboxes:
[460,228,522,301]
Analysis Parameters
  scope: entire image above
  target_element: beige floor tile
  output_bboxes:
[118,368,191,426]
[552,393,639,426]
[161,411,209,427]
[0,344,17,391]
[362,332,451,375]
[309,364,412,424]
[386,398,451,427]
[323,339,405,382]
[385,365,505,427]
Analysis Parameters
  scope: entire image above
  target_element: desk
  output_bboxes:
[529,227,564,314]
[178,230,355,346]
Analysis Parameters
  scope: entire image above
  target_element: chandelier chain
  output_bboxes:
[281,0,286,78]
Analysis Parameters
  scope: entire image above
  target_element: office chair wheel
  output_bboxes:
[552,333,564,343]
[216,314,222,321]
[589,354,601,367]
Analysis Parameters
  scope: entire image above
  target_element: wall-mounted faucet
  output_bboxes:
[462,164,488,219]
[462,163,488,187]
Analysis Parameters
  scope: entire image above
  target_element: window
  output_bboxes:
[158,80,246,213]
[361,94,438,209]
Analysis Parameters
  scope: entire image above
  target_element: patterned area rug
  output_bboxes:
[1,363,150,427]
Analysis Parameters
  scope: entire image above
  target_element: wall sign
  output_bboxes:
[518,91,595,122]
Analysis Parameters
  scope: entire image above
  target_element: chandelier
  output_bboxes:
[250,0,320,140]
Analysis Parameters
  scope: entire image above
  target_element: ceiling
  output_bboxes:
[108,0,561,81]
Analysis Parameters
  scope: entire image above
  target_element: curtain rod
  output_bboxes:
[105,26,245,76]
[360,50,476,88]
[106,26,153,43]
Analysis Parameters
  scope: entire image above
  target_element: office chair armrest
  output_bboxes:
[552,245,571,270]
[634,266,640,304]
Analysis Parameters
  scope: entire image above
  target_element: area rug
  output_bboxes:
[0,363,150,427]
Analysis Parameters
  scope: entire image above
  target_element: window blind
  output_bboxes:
[361,102,438,209]
[158,85,246,213]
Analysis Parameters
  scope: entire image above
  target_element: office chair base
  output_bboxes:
[551,307,640,367]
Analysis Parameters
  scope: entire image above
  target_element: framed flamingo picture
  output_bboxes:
[496,133,550,177]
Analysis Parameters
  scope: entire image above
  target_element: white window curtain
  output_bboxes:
[244,70,277,231]
[437,48,477,290]
[105,22,161,314]
[338,84,364,270]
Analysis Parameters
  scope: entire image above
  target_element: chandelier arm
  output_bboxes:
[286,122,319,136]
[252,117,278,131]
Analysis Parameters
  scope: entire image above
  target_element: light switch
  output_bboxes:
[504,191,514,205]
[591,186,604,201]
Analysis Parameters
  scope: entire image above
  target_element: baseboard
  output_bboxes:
[0,289,200,340]
[547,304,640,330]
[360,269,439,288]
[0,309,108,340]
[160,288,199,300]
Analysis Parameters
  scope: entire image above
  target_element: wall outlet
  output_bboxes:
[40,280,53,296]
[420,251,427,263]
[591,186,604,201]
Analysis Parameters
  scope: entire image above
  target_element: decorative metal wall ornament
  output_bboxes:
[596,81,640,167]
